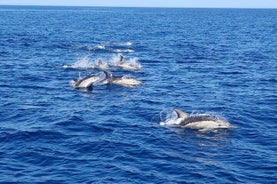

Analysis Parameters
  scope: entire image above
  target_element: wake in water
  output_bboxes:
[109,48,134,53]
[106,41,135,53]
[105,41,133,46]
[67,41,135,53]
[63,54,142,71]
[67,44,106,52]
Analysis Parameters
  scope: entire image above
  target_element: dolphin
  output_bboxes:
[105,71,142,87]
[160,109,234,131]
[71,71,109,89]
[116,55,142,71]
[117,61,142,71]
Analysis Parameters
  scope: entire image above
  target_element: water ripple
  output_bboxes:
[0,6,276,183]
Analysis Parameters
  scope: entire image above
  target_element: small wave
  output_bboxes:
[109,49,135,53]
[105,41,133,47]
[79,45,106,51]
[65,41,133,53]
[94,45,105,50]
[66,44,106,52]
[119,41,133,46]
[1,130,69,142]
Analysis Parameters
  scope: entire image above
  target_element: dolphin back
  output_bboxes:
[179,115,218,126]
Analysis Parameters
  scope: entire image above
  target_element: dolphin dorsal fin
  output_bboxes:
[174,109,189,119]
[103,71,112,79]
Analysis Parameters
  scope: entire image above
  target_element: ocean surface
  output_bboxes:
[0,6,276,183]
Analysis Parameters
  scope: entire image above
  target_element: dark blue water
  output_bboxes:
[1,6,276,183]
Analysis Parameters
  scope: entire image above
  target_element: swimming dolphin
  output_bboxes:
[160,109,234,131]
[117,61,142,71]
[71,71,109,89]
[111,75,142,87]
[105,71,142,87]
[116,55,142,71]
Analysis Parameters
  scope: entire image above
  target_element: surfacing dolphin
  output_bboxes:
[105,71,142,87]
[117,61,142,71]
[116,55,142,71]
[160,108,235,131]
[71,71,109,90]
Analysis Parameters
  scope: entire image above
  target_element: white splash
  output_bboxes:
[63,56,110,70]
[63,56,94,69]
[159,109,178,126]
[63,54,142,71]
[93,58,110,70]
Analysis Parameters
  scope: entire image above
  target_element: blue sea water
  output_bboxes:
[0,6,277,183]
